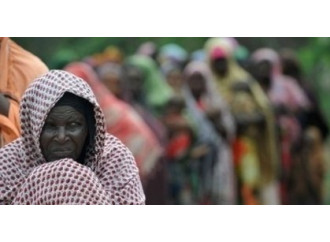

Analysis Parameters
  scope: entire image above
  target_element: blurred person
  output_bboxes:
[158,44,189,96]
[125,55,173,117]
[137,41,158,63]
[250,48,311,204]
[205,38,280,205]
[65,62,166,204]
[183,61,238,204]
[162,63,185,95]
[280,48,329,139]
[280,48,327,204]
[190,49,206,62]
[125,55,194,204]
[289,127,325,204]
[97,62,123,99]
[161,96,197,204]
[161,58,238,204]
[121,63,167,145]
[92,45,123,67]
[158,43,189,71]
[0,70,145,204]
[0,37,48,147]
[183,61,235,143]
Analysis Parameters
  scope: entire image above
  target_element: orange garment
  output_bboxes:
[0,100,20,146]
[0,37,48,146]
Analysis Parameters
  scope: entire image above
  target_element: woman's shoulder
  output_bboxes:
[102,133,133,155]
[100,133,137,168]
[96,133,140,184]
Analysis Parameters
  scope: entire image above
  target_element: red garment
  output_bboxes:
[166,132,191,159]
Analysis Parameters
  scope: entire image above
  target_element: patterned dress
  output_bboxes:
[0,70,145,205]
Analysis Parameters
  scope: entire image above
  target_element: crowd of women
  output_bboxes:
[1,37,328,205]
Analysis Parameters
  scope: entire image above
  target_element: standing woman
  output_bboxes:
[205,38,280,205]
[250,48,311,204]
[0,70,145,205]
[183,61,237,204]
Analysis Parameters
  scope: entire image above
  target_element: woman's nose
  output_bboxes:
[56,126,68,143]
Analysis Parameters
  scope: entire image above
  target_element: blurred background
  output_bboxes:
[9,37,330,205]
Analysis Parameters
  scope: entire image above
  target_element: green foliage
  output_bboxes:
[12,37,209,69]
[296,38,330,128]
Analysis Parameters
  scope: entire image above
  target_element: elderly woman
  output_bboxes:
[0,70,145,205]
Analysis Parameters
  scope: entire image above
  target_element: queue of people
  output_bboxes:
[0,37,328,205]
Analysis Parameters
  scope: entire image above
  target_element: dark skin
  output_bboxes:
[187,72,229,140]
[40,106,88,162]
[187,72,206,100]
[122,66,144,101]
[211,57,228,77]
[99,73,122,98]
[0,93,9,117]
[251,60,272,92]
[167,69,183,92]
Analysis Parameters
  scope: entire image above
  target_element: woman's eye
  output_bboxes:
[68,122,81,128]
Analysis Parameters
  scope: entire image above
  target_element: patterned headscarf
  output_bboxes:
[0,70,145,204]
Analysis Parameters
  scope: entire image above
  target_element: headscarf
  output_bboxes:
[126,55,174,116]
[0,37,49,146]
[191,49,206,62]
[251,48,310,112]
[206,39,280,202]
[0,70,145,205]
[92,46,123,66]
[183,61,236,142]
[158,43,188,68]
[65,62,163,182]
[204,37,251,103]
[137,42,157,59]
[164,60,237,204]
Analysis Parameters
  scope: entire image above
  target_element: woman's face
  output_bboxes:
[211,57,228,76]
[101,73,121,97]
[167,70,183,90]
[40,105,88,162]
[187,72,206,99]
[124,68,143,95]
[252,60,272,88]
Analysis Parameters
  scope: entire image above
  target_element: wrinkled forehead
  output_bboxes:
[46,105,85,122]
